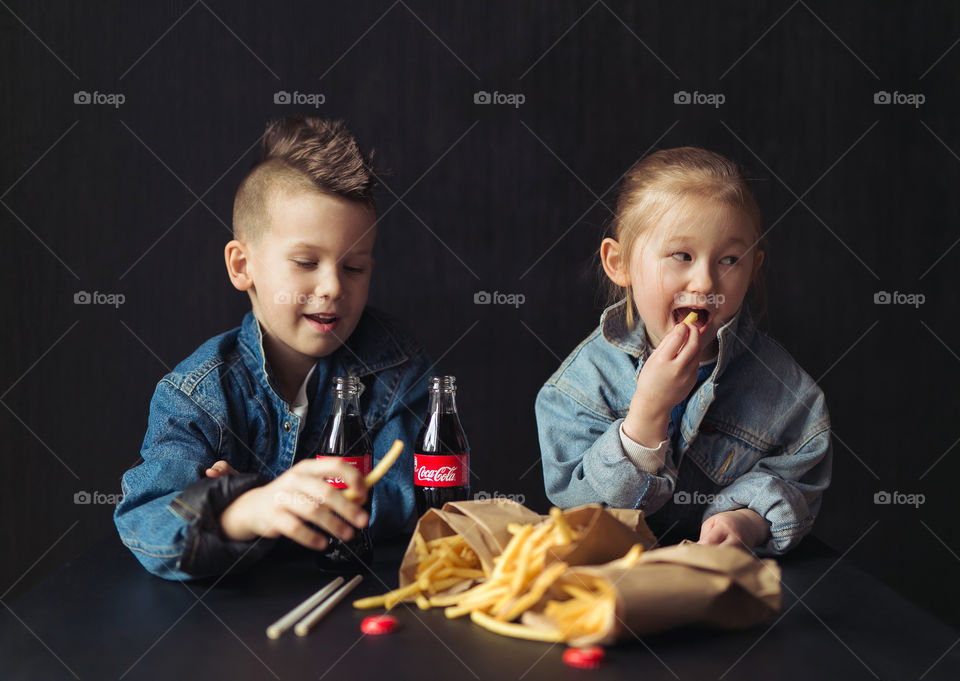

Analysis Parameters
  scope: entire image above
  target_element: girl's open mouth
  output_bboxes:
[672,307,710,329]
[304,313,340,332]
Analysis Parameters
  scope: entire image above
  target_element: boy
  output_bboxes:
[114,115,432,580]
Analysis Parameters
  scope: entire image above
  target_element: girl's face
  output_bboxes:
[625,197,763,358]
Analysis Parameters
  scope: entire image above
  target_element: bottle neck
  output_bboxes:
[320,377,370,455]
[427,388,458,416]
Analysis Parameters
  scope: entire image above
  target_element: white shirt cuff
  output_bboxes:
[619,423,668,473]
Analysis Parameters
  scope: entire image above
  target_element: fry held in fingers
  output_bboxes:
[344,439,404,502]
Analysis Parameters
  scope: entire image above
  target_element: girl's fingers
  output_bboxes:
[677,321,700,361]
[656,323,691,360]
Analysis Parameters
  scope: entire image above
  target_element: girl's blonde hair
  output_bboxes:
[606,146,767,328]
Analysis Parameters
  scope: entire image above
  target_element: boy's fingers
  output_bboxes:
[297,459,368,503]
[205,460,238,477]
[314,486,370,530]
[278,474,369,530]
[274,511,330,551]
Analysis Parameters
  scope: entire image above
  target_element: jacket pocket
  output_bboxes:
[685,422,777,486]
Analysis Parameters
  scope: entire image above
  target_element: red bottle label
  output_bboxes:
[414,454,469,487]
[316,455,372,489]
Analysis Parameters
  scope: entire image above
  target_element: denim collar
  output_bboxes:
[236,309,410,402]
[600,298,757,379]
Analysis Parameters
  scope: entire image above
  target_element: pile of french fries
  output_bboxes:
[354,508,645,642]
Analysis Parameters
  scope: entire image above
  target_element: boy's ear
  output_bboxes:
[224,240,254,291]
[600,238,630,287]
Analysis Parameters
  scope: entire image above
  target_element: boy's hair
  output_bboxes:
[233,115,376,243]
[604,146,767,328]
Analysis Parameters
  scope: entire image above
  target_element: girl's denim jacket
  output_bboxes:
[535,299,832,555]
[114,308,433,580]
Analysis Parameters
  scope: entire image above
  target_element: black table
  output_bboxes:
[3,534,958,680]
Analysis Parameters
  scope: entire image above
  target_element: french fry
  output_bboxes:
[344,439,404,502]
[470,611,563,642]
[619,543,644,567]
[549,507,575,545]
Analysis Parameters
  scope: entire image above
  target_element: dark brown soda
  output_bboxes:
[315,377,373,572]
[414,376,471,517]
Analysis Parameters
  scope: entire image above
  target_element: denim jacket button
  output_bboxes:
[283,421,292,432]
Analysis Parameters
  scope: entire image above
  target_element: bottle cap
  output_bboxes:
[562,646,605,669]
[360,614,398,635]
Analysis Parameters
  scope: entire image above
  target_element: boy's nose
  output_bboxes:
[314,270,343,301]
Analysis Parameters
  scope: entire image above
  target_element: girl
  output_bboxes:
[535,147,831,555]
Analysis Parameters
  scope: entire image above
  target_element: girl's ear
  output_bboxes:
[753,249,765,275]
[600,238,631,287]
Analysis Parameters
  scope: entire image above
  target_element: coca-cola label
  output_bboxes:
[414,454,469,487]
[316,455,372,489]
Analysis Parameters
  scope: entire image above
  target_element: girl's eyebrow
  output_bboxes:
[662,235,749,248]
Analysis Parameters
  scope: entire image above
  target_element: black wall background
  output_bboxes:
[3,1,959,630]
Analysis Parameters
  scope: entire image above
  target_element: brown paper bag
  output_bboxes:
[395,500,780,645]
[528,540,782,645]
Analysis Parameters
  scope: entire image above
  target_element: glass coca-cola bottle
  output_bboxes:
[414,376,471,516]
[315,376,373,571]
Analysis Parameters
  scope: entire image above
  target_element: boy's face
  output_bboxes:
[244,189,376,363]
[628,198,761,358]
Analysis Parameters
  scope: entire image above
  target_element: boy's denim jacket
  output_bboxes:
[535,299,832,555]
[114,307,433,580]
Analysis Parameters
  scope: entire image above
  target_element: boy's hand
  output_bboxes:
[218,459,369,550]
[623,321,702,447]
[698,508,770,552]
[205,460,239,478]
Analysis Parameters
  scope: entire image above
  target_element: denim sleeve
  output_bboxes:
[368,348,434,539]
[114,379,268,580]
[535,383,677,510]
[703,427,832,556]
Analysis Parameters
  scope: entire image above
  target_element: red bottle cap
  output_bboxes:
[562,646,605,669]
[361,615,398,635]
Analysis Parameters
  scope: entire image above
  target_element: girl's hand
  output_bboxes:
[698,508,770,552]
[205,460,239,478]
[622,321,701,446]
[218,458,369,550]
